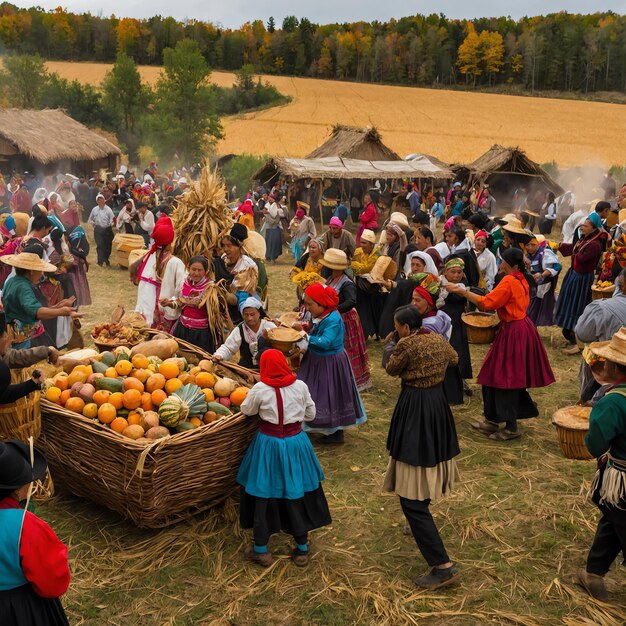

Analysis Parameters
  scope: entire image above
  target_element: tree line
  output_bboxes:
[0,5,625,94]
[0,44,287,164]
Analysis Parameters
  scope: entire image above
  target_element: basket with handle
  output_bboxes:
[461,312,500,344]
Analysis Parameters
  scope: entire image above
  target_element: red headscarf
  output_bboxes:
[260,349,296,388]
[412,286,436,312]
[137,216,175,282]
[475,230,488,240]
[304,283,339,318]
[238,200,254,215]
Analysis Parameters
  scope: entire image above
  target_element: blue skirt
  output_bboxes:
[237,430,325,500]
[554,269,594,330]
[265,227,282,261]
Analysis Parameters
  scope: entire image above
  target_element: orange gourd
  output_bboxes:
[158,361,179,380]
[92,390,112,406]
[115,360,133,377]
[165,378,183,394]
[145,373,166,392]
[122,377,144,393]
[65,397,85,414]
[109,392,124,410]
[131,354,150,370]
[98,403,117,424]
[123,389,142,410]
[229,387,249,407]
[141,392,153,411]
[110,417,129,433]
[150,389,167,406]
[195,372,216,389]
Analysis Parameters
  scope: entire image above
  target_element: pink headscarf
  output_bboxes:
[329,216,343,228]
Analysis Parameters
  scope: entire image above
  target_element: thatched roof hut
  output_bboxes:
[0,109,121,176]
[306,125,400,161]
[456,144,563,196]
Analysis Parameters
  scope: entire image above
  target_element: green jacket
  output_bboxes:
[586,384,626,460]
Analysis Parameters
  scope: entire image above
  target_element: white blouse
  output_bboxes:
[240,380,316,425]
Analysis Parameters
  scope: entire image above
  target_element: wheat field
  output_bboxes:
[46,60,626,167]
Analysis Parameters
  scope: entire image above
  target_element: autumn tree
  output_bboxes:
[116,17,142,59]
[457,24,481,84]
[479,30,504,84]
[148,39,222,163]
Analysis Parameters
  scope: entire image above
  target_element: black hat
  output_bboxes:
[230,223,248,244]
[468,213,488,229]
[0,440,47,490]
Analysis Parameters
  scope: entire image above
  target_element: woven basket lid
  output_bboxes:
[553,406,592,430]
[267,327,304,343]
[461,312,500,328]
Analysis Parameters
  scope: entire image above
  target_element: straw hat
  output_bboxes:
[360,229,377,245]
[388,211,409,229]
[319,248,350,270]
[0,253,56,272]
[369,255,397,282]
[502,217,529,235]
[296,201,310,211]
[589,327,626,366]
[243,230,267,259]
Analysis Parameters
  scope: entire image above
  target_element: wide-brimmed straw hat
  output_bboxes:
[243,229,266,259]
[296,201,310,211]
[502,217,530,235]
[589,327,626,366]
[0,253,56,272]
[320,248,350,270]
[360,229,377,245]
[388,211,409,229]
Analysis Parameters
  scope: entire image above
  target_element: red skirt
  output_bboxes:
[477,317,555,390]
[342,308,371,391]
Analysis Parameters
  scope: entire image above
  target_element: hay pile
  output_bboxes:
[172,165,233,266]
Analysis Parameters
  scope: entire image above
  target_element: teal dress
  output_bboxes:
[2,275,44,348]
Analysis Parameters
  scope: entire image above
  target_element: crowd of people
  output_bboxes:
[1,166,626,623]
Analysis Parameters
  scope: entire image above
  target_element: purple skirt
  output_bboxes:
[477,317,555,389]
[298,350,366,432]
[527,288,556,327]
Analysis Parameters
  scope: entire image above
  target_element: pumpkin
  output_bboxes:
[127,409,144,426]
[158,395,189,427]
[100,351,116,367]
[229,387,249,407]
[53,373,69,391]
[131,368,151,383]
[59,390,71,407]
[141,392,153,411]
[97,403,117,424]
[213,377,238,398]
[67,370,87,387]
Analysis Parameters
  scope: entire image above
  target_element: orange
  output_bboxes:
[195,372,216,389]
[65,397,85,414]
[165,378,183,394]
[127,410,144,426]
[59,389,72,407]
[229,387,249,407]
[110,417,128,433]
[131,354,149,370]
[202,388,215,403]
[82,403,98,419]
[189,417,203,428]
[45,386,62,403]
[53,373,69,391]
[104,367,118,378]
[150,389,167,406]
[131,368,150,383]
[98,403,117,424]
[109,392,124,410]
[141,392,153,412]
[115,360,133,377]
[159,361,179,380]
[67,370,88,387]
[122,377,144,393]
[92,390,112,406]
[145,373,166,392]
[122,389,142,410]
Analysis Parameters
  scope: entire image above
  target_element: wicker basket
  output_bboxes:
[113,234,145,268]
[38,341,258,527]
[266,327,305,353]
[591,284,614,300]
[0,366,41,441]
[552,406,593,461]
[461,312,500,344]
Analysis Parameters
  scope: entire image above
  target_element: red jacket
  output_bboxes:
[359,202,378,229]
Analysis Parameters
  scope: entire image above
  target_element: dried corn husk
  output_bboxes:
[234,267,258,294]
[199,280,232,350]
[172,165,233,267]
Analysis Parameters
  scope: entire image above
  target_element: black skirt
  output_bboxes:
[355,279,386,339]
[386,384,460,467]
[442,365,464,405]
[173,322,215,355]
[482,386,539,423]
[378,279,416,338]
[442,294,472,379]
[239,485,332,539]
[0,584,69,626]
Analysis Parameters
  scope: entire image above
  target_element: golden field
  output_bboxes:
[46,60,626,166]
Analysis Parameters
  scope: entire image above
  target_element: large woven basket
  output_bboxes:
[0,366,41,441]
[462,312,500,344]
[113,234,145,268]
[591,284,614,300]
[552,406,593,461]
[38,337,258,527]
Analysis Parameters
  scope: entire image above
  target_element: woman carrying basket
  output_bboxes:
[446,248,555,440]
[577,327,626,603]
[237,349,331,567]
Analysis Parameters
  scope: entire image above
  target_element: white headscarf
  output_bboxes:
[404,251,438,277]
[32,187,47,205]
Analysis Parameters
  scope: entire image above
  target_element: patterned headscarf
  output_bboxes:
[444,257,465,271]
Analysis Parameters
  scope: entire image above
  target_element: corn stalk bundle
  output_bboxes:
[200,280,233,349]
[172,165,234,266]
[234,267,258,294]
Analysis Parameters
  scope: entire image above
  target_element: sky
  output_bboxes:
[9,1,626,29]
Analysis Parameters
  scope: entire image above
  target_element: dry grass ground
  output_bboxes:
[45,60,626,167]
[35,230,625,625]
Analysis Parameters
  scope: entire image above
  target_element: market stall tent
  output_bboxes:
[0,108,121,177]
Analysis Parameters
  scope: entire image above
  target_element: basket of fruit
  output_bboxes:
[461,312,501,344]
[38,333,258,527]
[552,405,593,461]
[591,281,614,300]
